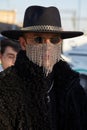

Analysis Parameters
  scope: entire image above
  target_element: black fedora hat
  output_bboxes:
[1,5,83,40]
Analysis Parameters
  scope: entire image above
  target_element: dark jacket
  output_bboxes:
[0,50,87,130]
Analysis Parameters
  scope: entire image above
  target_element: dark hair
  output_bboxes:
[0,39,21,54]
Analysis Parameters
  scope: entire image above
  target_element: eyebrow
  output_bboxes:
[7,53,15,56]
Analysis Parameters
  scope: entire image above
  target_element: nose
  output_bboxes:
[44,38,51,44]
[12,57,16,64]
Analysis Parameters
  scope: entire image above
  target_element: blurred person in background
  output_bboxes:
[0,38,21,71]
[0,35,5,71]
[0,5,87,130]
[0,60,2,71]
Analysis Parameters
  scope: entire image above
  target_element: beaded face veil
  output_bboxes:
[26,35,62,76]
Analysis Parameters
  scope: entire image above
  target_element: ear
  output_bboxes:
[19,37,26,50]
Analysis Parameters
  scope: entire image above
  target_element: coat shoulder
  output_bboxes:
[0,67,26,129]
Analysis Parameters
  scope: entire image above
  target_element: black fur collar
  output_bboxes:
[14,50,79,91]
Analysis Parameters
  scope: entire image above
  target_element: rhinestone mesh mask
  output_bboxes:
[26,43,61,76]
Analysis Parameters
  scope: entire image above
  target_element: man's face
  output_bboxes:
[0,46,17,70]
[19,32,62,75]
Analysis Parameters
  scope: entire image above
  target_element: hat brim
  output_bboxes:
[1,30,83,40]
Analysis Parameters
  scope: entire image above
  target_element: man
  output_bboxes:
[0,5,87,130]
[0,38,21,71]
[0,35,5,71]
[0,60,3,72]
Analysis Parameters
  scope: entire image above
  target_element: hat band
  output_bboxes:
[21,25,62,32]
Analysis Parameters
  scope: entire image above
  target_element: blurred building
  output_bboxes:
[0,10,16,24]
[0,10,20,32]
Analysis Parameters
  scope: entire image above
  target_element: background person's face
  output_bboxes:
[0,46,17,70]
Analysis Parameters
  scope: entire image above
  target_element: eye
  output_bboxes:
[50,37,60,44]
[8,55,15,59]
[34,37,43,43]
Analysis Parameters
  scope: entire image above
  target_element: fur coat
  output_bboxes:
[0,50,87,130]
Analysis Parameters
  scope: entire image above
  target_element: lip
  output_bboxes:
[43,52,50,60]
[43,53,51,66]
